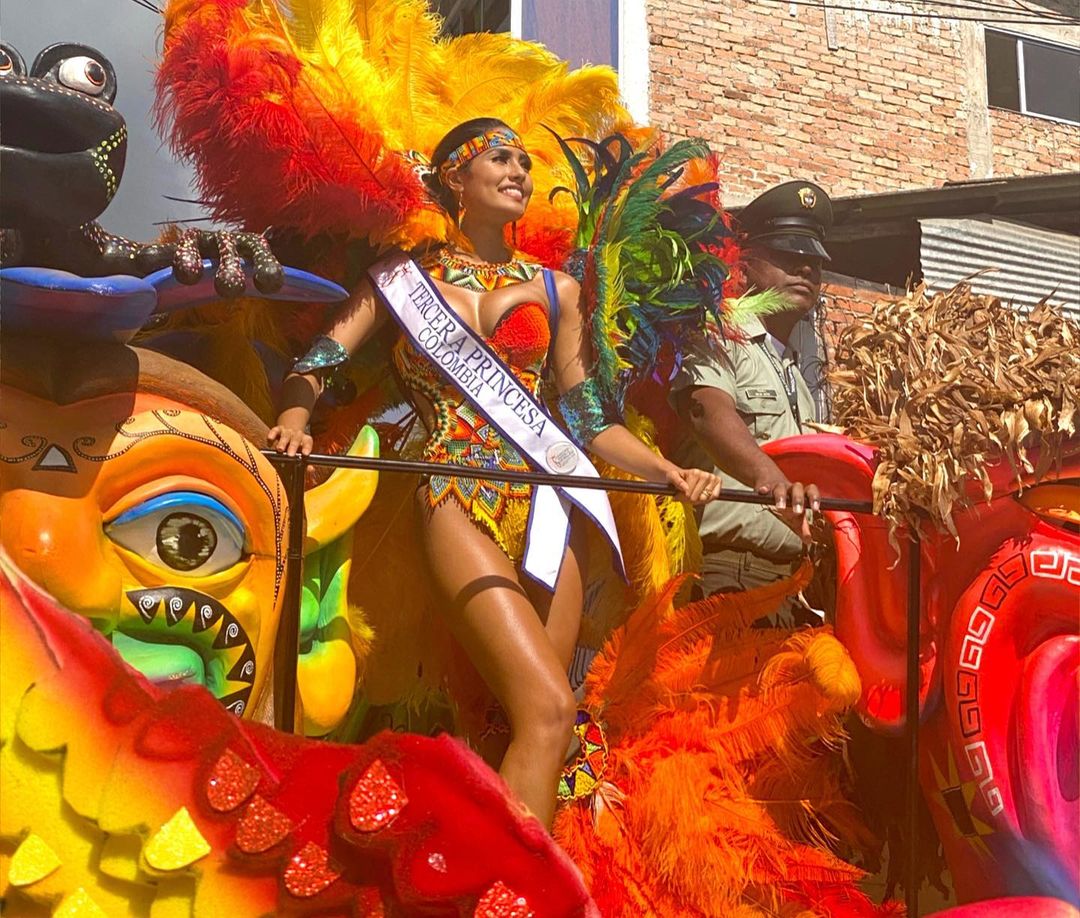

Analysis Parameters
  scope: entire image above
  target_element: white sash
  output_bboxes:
[369,251,625,590]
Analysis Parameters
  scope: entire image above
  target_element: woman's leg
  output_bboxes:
[523,509,590,670]
[418,497,579,827]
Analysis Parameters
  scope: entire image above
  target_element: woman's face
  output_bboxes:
[449,143,534,223]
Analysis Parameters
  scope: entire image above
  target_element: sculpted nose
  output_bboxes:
[0,489,121,628]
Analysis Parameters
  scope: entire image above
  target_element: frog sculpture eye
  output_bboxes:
[0,43,26,77]
[106,491,246,576]
[29,42,117,104]
[57,55,108,96]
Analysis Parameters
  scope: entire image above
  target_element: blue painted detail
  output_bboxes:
[0,267,158,341]
[147,260,348,313]
[108,491,244,540]
[1,260,347,343]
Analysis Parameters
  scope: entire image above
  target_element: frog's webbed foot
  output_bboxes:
[172,229,284,297]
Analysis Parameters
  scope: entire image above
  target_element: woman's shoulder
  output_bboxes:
[541,267,580,295]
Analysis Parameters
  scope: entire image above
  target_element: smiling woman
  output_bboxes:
[269,117,725,826]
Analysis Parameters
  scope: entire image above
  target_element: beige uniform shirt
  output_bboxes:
[671,315,817,562]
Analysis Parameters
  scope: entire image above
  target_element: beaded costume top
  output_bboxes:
[391,251,552,561]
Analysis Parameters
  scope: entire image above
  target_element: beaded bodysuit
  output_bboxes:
[392,251,552,562]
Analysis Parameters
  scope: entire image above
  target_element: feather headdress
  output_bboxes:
[157,0,633,256]
[552,132,735,408]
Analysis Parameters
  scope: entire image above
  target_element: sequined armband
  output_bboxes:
[292,336,349,379]
[558,378,621,448]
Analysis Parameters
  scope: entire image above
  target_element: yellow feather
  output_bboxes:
[181,0,633,249]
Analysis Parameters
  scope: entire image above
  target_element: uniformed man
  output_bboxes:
[671,180,832,620]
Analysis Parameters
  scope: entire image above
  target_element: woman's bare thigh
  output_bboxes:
[416,494,574,725]
[522,510,589,671]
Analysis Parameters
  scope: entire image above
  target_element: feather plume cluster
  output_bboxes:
[554,133,735,406]
[554,567,897,917]
[157,0,632,252]
[829,281,1079,540]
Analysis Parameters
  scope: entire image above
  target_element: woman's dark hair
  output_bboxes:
[424,117,512,222]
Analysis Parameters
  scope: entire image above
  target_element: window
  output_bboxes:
[520,0,620,70]
[985,29,1080,125]
[436,0,510,35]
[433,0,649,121]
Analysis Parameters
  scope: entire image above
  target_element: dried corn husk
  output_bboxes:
[828,281,1078,544]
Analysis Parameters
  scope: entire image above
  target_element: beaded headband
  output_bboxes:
[438,127,526,177]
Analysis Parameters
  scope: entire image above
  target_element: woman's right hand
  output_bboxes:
[267,426,313,456]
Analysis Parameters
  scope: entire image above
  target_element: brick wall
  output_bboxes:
[990,108,1080,175]
[647,0,1078,204]
[819,273,899,351]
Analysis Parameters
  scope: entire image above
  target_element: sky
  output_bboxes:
[4,0,207,240]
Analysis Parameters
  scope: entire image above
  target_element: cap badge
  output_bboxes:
[798,186,817,209]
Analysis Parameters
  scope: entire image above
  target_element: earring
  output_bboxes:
[456,195,466,226]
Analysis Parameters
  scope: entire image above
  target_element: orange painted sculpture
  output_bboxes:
[0,336,377,736]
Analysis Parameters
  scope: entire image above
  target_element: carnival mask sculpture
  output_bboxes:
[770,433,1080,908]
[0,338,377,734]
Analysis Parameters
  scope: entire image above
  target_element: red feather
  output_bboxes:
[156,1,424,238]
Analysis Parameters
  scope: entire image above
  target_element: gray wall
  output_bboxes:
[3,0,207,240]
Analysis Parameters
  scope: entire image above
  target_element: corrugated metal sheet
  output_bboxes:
[920,217,1080,317]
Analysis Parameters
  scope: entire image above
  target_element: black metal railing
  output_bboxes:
[262,450,923,916]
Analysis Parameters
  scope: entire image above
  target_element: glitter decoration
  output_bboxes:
[283,841,341,898]
[173,229,203,284]
[558,709,609,800]
[475,881,534,918]
[349,759,407,832]
[54,888,109,918]
[236,795,293,854]
[426,851,447,873]
[206,749,261,813]
[8,833,61,886]
[357,889,387,916]
[144,807,211,871]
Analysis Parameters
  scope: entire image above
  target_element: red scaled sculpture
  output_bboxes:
[0,549,596,916]
[769,433,1080,907]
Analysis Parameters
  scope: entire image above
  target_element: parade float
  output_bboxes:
[1,2,1077,916]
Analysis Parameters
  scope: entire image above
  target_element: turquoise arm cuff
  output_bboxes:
[558,378,622,448]
[293,335,349,378]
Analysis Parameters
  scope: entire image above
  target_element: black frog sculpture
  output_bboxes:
[0,40,281,296]
[0,40,348,340]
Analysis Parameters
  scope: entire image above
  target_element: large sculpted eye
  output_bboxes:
[57,55,108,96]
[106,491,246,575]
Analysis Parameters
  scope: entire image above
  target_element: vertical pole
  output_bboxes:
[273,456,306,733]
[905,531,922,918]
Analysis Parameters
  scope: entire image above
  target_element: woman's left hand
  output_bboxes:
[664,466,723,504]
